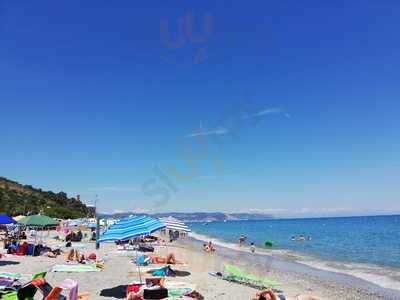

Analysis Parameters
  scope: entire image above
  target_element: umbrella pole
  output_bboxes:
[135,241,142,284]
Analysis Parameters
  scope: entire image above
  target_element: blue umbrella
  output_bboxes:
[0,214,17,225]
[98,215,165,243]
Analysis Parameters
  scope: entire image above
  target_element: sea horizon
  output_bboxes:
[188,215,400,293]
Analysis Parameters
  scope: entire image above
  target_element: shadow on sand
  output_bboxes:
[0,261,20,266]
[100,285,127,299]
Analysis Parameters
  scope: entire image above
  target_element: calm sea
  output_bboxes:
[189,215,400,290]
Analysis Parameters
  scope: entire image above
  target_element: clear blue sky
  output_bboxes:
[1,1,399,216]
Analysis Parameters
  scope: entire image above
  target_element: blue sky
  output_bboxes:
[1,1,400,216]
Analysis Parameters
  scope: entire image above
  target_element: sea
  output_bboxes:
[189,215,400,295]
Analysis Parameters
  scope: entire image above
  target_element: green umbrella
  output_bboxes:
[18,214,59,227]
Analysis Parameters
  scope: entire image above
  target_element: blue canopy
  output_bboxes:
[98,215,165,243]
[0,214,17,225]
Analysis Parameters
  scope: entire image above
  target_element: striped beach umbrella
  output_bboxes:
[159,216,191,233]
[98,215,165,243]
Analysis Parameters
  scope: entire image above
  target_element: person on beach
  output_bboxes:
[239,234,247,246]
[252,289,320,300]
[207,241,215,252]
[67,249,86,263]
[250,242,256,253]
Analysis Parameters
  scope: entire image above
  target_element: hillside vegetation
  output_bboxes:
[0,177,90,219]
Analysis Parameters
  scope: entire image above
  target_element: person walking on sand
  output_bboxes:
[250,242,256,253]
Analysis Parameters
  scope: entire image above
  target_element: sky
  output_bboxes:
[1,1,400,216]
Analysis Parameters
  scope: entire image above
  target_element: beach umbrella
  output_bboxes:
[13,215,26,222]
[18,214,59,227]
[159,216,191,233]
[0,214,17,225]
[98,215,166,283]
[98,215,165,242]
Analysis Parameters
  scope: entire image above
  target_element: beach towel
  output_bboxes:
[0,273,21,280]
[0,279,14,290]
[51,264,100,273]
[151,266,176,277]
[168,288,192,297]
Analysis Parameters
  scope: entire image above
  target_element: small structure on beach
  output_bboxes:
[159,216,191,239]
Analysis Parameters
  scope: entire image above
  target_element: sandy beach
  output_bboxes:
[1,235,398,300]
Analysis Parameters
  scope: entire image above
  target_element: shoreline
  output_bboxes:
[186,231,400,299]
[1,234,400,299]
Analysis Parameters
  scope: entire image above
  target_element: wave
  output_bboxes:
[189,231,400,291]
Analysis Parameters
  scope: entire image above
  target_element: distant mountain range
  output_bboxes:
[103,211,274,222]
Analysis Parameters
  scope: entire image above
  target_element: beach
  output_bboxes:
[1,235,399,300]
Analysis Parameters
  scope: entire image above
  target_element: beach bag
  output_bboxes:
[143,288,168,299]
[33,245,41,257]
[26,244,34,256]
[17,282,37,300]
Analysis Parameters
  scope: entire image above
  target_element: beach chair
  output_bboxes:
[44,287,63,300]
[17,282,37,300]
[32,271,47,280]
[60,279,78,300]
[224,264,280,288]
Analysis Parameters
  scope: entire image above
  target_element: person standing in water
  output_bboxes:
[250,242,256,253]
[239,234,247,247]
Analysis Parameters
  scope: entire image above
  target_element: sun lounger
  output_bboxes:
[224,264,280,288]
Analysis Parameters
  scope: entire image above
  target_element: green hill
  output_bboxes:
[0,177,90,219]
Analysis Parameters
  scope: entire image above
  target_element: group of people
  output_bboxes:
[239,235,256,253]
[66,248,97,264]
[252,289,320,300]
[202,241,215,253]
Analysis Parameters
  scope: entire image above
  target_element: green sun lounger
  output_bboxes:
[224,264,280,288]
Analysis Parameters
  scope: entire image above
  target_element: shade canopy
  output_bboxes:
[18,214,59,227]
[0,214,17,225]
[98,215,165,243]
[13,215,26,221]
[159,216,191,233]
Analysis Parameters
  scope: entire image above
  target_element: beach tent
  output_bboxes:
[98,215,165,243]
[159,216,191,233]
[18,214,59,227]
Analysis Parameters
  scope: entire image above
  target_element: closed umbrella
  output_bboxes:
[159,216,191,233]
